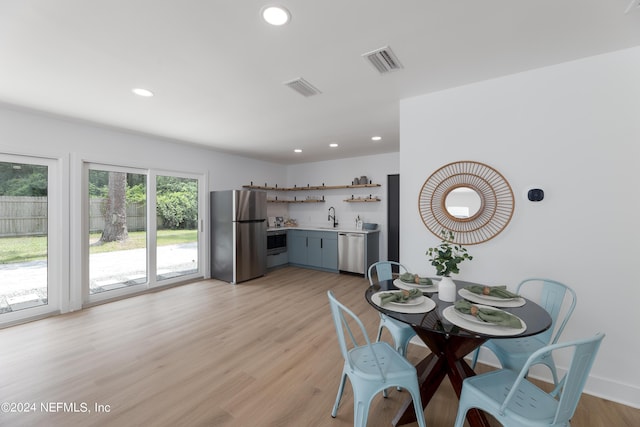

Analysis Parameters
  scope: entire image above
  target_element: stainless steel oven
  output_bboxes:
[267,230,287,255]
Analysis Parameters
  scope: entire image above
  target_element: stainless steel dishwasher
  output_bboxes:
[338,232,364,274]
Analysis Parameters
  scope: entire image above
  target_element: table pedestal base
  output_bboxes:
[393,330,491,427]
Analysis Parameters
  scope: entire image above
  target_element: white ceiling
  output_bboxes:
[1,1,639,164]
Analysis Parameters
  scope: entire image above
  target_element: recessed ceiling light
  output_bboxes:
[132,88,154,97]
[329,143,339,148]
[294,148,302,153]
[371,136,382,141]
[262,5,290,26]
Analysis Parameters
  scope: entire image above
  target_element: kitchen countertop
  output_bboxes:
[267,225,379,234]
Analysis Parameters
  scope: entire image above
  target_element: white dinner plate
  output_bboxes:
[400,279,433,287]
[472,293,515,301]
[458,288,526,308]
[371,291,436,314]
[442,306,527,336]
[386,295,427,307]
[394,278,439,292]
[453,304,513,325]
[454,308,489,325]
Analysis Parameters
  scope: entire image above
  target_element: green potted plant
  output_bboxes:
[426,229,473,301]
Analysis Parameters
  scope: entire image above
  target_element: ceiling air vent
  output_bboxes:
[283,77,322,97]
[362,46,403,74]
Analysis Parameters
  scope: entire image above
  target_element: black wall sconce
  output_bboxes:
[527,188,544,202]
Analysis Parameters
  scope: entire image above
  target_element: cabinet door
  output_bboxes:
[288,230,307,265]
[321,232,338,270]
[306,231,323,268]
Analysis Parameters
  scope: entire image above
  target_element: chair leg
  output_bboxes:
[331,371,348,417]
[453,402,470,427]
[353,391,374,427]
[408,388,427,427]
[399,339,410,357]
[548,361,559,386]
[376,323,392,397]
[470,348,479,369]
[376,323,384,342]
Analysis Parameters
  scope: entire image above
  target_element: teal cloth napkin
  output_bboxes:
[399,273,433,286]
[464,285,519,299]
[454,300,522,328]
[379,288,422,305]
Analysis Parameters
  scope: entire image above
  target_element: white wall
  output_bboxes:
[0,104,286,192]
[400,46,640,407]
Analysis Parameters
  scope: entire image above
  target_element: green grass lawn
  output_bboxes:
[0,229,198,264]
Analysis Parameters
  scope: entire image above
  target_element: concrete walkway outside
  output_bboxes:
[0,243,198,313]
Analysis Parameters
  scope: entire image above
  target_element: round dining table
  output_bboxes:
[365,278,552,427]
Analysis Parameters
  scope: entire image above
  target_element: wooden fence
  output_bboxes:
[88,198,146,233]
[0,196,146,237]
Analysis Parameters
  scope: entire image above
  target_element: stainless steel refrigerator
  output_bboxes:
[210,190,267,283]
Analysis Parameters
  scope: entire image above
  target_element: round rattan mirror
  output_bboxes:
[418,161,514,245]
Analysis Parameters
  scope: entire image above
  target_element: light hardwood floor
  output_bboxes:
[0,267,637,426]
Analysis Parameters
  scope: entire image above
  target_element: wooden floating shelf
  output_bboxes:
[267,199,326,204]
[244,185,281,190]
[244,183,380,191]
[343,198,381,203]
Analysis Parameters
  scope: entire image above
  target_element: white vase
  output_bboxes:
[438,276,457,302]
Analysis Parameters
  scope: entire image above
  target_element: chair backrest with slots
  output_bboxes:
[327,290,386,381]
[367,261,407,286]
[516,278,577,345]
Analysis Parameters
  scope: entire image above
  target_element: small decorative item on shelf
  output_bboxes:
[426,229,473,302]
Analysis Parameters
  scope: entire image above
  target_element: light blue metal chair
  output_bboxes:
[327,291,426,427]
[471,278,577,385]
[455,333,604,427]
[367,261,418,357]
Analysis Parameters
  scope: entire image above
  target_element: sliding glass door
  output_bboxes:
[155,174,199,281]
[88,166,148,296]
[0,154,60,323]
[86,164,203,303]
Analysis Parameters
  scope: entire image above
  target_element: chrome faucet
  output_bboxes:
[328,206,338,228]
